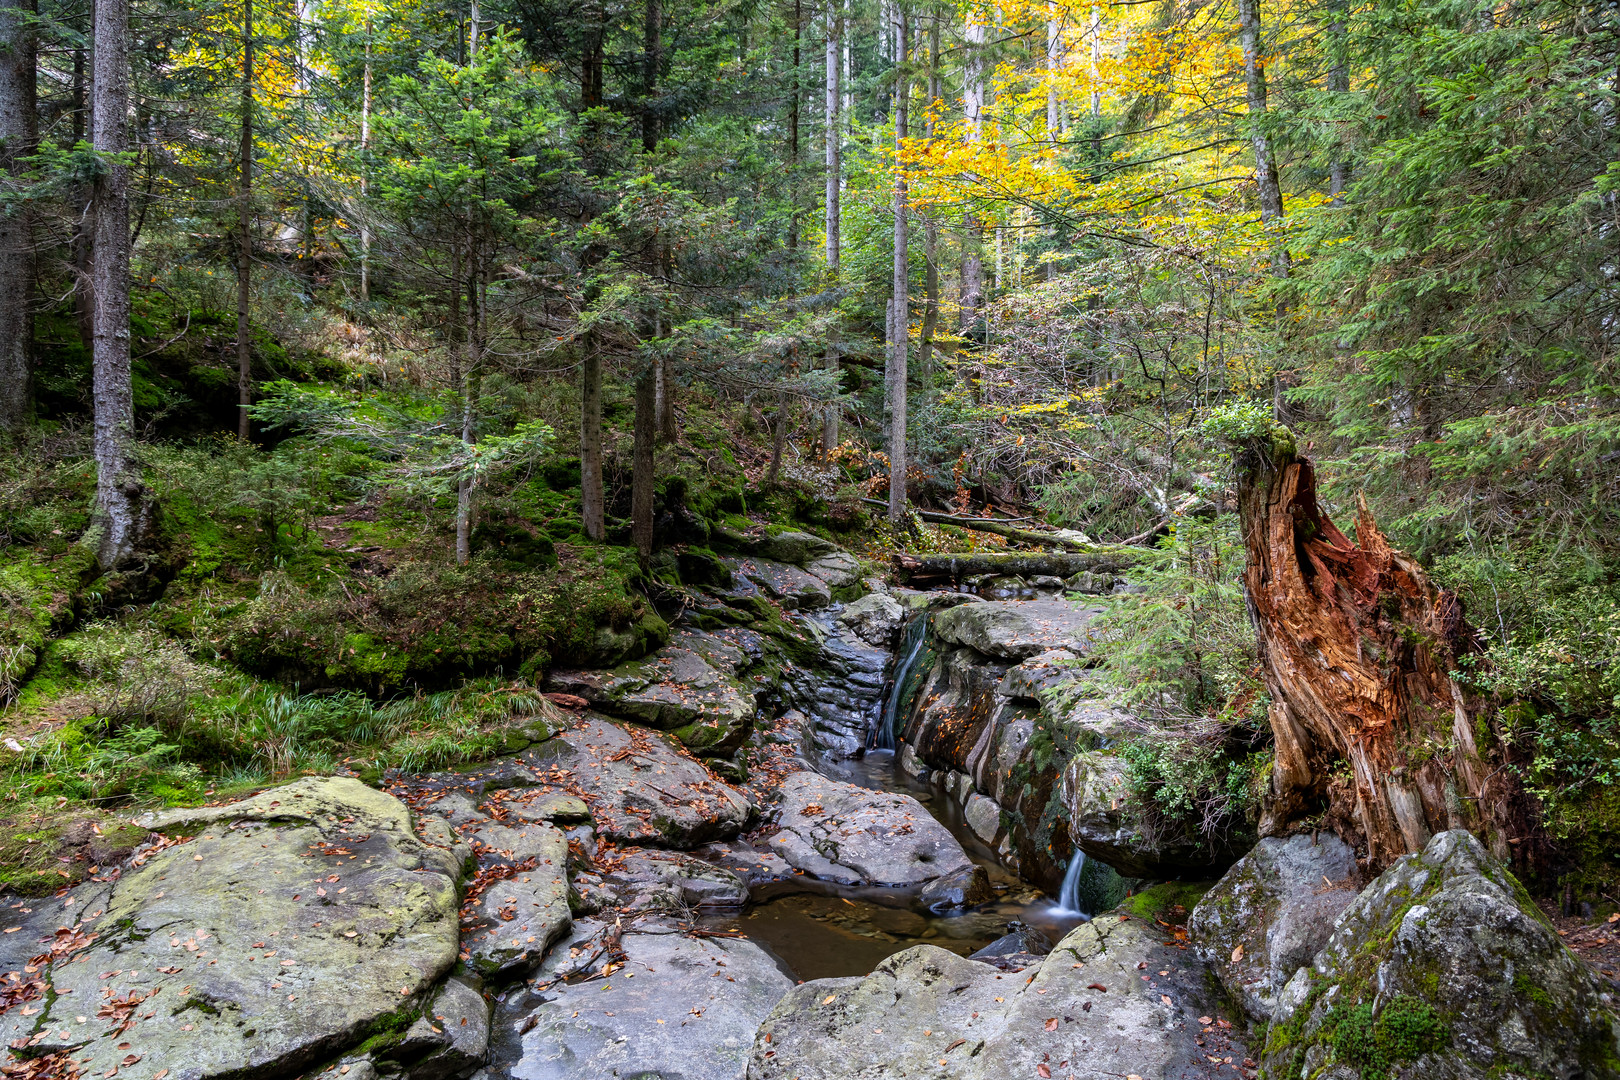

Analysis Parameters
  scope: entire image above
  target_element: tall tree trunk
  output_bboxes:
[580,329,605,541]
[767,389,789,488]
[91,0,141,567]
[1327,2,1349,202]
[360,20,371,302]
[918,14,938,396]
[787,0,800,250]
[885,8,909,525]
[960,12,985,337]
[630,366,656,556]
[820,0,842,460]
[71,41,93,354]
[824,0,841,276]
[455,251,481,565]
[236,0,254,441]
[1089,5,1101,158]
[1238,0,1286,274]
[0,0,37,434]
[1046,4,1060,140]
[1237,435,1543,874]
[643,0,660,151]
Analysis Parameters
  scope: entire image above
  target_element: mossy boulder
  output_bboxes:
[1261,829,1620,1080]
[1188,833,1360,1023]
[26,778,462,1080]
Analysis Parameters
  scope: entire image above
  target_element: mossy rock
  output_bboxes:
[1261,830,1620,1080]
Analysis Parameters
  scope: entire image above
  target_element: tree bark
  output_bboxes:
[630,365,657,557]
[787,0,800,250]
[918,15,938,395]
[579,329,605,541]
[960,12,985,336]
[236,0,254,440]
[1236,436,1542,873]
[91,0,142,567]
[824,0,840,276]
[0,0,37,433]
[1238,0,1287,275]
[885,8,909,525]
[455,248,481,565]
[1326,2,1349,203]
[360,20,371,302]
[643,0,660,152]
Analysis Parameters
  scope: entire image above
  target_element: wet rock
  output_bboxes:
[388,978,490,1080]
[696,840,798,889]
[606,849,750,909]
[546,630,759,755]
[779,615,889,758]
[805,550,862,593]
[747,915,1233,1080]
[512,921,793,1080]
[522,717,752,848]
[462,821,572,976]
[963,792,1002,844]
[766,772,975,887]
[998,648,1082,700]
[969,923,1054,970]
[1063,750,1237,877]
[757,529,840,566]
[29,778,460,1080]
[1262,830,1620,1080]
[726,557,832,611]
[1187,832,1359,1023]
[932,598,1103,660]
[917,865,994,912]
[835,593,906,649]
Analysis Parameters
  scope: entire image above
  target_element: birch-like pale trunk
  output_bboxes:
[960,11,985,335]
[91,0,141,566]
[885,8,909,524]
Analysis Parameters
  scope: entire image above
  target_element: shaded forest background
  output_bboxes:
[0,0,1617,903]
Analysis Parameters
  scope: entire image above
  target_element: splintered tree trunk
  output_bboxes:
[1238,437,1540,871]
[91,0,142,568]
[0,0,37,433]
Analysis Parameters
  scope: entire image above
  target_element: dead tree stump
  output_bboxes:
[1237,432,1542,872]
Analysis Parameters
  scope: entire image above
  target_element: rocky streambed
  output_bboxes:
[2,533,1615,1080]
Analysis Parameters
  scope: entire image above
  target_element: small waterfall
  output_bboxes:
[1053,851,1089,917]
[876,614,929,750]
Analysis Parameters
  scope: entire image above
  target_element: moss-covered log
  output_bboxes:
[1237,434,1545,874]
[892,549,1141,584]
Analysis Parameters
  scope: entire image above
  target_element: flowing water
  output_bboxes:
[874,614,929,750]
[697,750,1094,981]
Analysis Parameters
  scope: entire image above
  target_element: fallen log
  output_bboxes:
[1236,430,1545,874]
[891,549,1141,584]
[860,498,1093,550]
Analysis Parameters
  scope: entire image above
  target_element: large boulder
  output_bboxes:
[765,771,979,888]
[836,592,906,649]
[460,819,572,977]
[931,599,1102,661]
[523,717,753,847]
[546,630,761,755]
[1187,832,1360,1023]
[1062,749,1240,878]
[512,920,793,1080]
[1262,830,1620,1080]
[726,557,832,611]
[747,915,1240,1080]
[19,778,461,1080]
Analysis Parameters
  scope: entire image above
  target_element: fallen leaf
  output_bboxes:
[1230,944,1244,963]
[1087,983,1107,992]
[1198,1015,1213,1025]
[1161,994,1173,1006]
[945,1039,965,1052]
[1044,1018,1058,1032]
[1037,1066,1051,1078]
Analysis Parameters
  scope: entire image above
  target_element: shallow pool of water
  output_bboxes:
[697,751,1092,982]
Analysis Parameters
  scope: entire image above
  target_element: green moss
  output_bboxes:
[1326,995,1448,1080]
[1121,880,1212,920]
